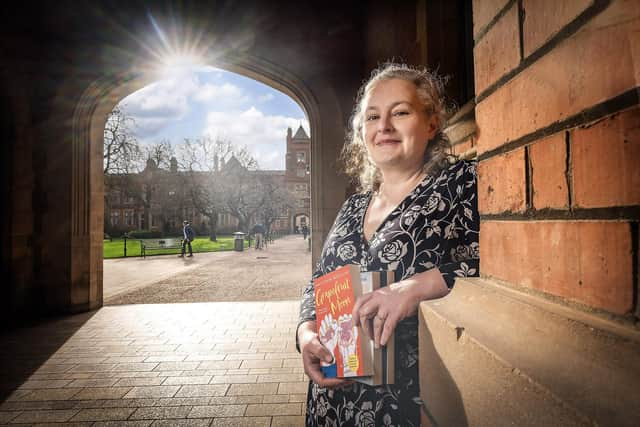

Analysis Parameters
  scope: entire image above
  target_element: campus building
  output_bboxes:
[105,125,311,236]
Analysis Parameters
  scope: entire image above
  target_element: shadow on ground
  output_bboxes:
[0,311,97,403]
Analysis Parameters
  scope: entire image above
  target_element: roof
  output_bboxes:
[222,155,244,172]
[292,125,309,140]
[255,170,286,176]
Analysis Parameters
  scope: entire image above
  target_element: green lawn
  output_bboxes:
[103,236,248,259]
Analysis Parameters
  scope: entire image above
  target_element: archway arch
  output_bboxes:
[293,213,310,233]
[71,52,337,309]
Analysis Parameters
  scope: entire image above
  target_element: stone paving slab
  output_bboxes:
[1,302,306,426]
[1,236,311,425]
[104,235,312,305]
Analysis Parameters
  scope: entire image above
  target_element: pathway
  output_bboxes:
[0,235,313,426]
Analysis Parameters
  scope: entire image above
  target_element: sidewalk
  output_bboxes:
[0,235,313,426]
[104,235,312,305]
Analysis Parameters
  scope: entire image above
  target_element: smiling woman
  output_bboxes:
[342,65,450,196]
[297,63,479,426]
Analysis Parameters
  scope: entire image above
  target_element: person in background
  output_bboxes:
[296,63,479,426]
[252,223,266,250]
[301,224,309,240]
[180,220,195,257]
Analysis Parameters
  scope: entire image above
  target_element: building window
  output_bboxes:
[295,183,307,192]
[124,210,134,226]
[297,152,305,162]
[110,211,120,225]
[297,168,305,178]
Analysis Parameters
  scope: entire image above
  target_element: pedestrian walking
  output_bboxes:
[252,223,266,250]
[180,220,195,257]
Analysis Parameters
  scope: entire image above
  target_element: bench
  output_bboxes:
[139,238,183,258]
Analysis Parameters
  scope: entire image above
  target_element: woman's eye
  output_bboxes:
[393,110,409,117]
[365,114,379,122]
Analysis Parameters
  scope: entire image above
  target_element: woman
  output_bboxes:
[297,63,479,426]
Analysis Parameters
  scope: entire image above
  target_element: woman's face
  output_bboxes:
[362,78,437,173]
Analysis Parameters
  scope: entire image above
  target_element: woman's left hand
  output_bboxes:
[352,268,449,349]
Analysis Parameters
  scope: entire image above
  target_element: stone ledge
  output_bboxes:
[418,277,640,427]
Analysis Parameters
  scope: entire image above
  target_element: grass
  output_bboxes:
[103,236,248,259]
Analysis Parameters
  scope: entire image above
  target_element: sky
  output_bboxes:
[117,66,309,170]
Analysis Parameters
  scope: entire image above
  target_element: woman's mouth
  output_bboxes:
[375,139,400,146]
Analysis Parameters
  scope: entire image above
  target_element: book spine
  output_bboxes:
[352,265,371,377]
[381,270,395,385]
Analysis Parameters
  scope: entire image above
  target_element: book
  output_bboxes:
[314,264,395,386]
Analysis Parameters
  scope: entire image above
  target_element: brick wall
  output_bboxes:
[473,0,639,317]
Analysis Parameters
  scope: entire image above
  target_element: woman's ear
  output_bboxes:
[427,115,439,139]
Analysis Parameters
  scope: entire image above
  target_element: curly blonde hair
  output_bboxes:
[341,62,451,192]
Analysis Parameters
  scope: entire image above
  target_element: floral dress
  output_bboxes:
[298,160,479,426]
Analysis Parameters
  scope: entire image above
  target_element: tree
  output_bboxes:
[144,139,174,171]
[218,146,263,233]
[103,105,143,234]
[258,176,295,234]
[103,105,142,175]
[133,141,176,231]
[176,136,236,240]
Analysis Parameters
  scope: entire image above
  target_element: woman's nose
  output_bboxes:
[377,113,393,132]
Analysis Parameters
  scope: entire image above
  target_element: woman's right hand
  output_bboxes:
[298,320,351,389]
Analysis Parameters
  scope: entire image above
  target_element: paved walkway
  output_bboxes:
[104,235,311,304]
[0,236,313,426]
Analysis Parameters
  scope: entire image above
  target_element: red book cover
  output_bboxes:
[314,264,371,378]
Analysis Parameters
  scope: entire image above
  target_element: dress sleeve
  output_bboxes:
[438,160,480,288]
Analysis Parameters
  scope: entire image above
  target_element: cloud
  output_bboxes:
[120,72,252,140]
[193,82,250,108]
[257,93,274,103]
[120,75,200,139]
[115,68,309,168]
[203,106,309,170]
[124,76,198,118]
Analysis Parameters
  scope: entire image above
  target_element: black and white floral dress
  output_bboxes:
[299,160,479,426]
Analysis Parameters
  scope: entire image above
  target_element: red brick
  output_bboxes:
[478,148,526,214]
[571,108,640,208]
[476,1,640,155]
[451,139,473,156]
[480,221,633,315]
[474,4,520,94]
[522,0,591,56]
[472,0,510,38]
[529,133,569,209]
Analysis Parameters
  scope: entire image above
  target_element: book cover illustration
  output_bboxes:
[315,265,368,378]
[314,264,395,385]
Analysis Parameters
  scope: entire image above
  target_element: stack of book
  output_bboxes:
[314,264,395,386]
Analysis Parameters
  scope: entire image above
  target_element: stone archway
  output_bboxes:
[292,213,310,233]
[70,53,345,311]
